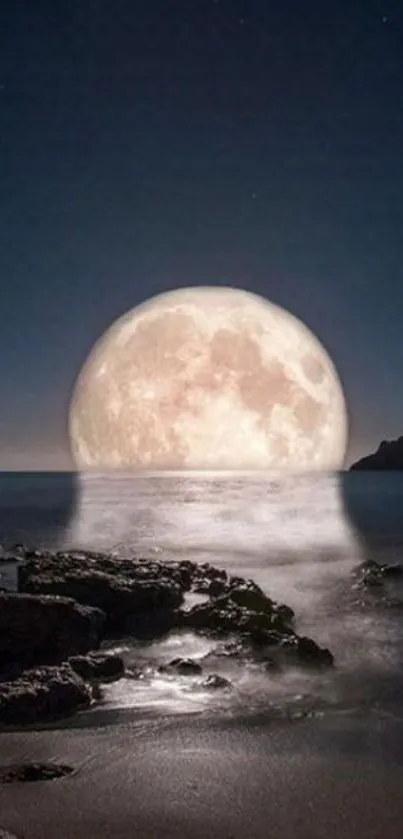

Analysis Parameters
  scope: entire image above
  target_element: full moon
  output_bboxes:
[69,287,348,471]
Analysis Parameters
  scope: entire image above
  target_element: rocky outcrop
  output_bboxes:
[352,559,403,611]
[68,651,125,683]
[15,549,332,671]
[159,658,203,676]
[0,653,124,728]
[0,546,336,725]
[282,635,334,668]
[356,559,403,588]
[18,550,186,634]
[350,437,403,470]
[182,579,293,638]
[181,578,332,668]
[201,674,233,690]
[0,663,93,726]
[0,592,105,676]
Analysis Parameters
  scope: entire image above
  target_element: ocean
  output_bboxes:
[1,470,403,721]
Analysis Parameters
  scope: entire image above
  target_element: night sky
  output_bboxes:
[1,0,402,469]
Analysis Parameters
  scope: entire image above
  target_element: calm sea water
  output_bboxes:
[1,470,403,720]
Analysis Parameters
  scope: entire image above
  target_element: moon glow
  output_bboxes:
[69,287,348,470]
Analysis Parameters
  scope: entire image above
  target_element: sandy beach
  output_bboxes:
[1,710,403,839]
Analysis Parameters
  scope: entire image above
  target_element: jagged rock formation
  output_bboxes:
[0,546,334,727]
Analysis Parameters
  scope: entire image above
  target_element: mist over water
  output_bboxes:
[2,471,403,720]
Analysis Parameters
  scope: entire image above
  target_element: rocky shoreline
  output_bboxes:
[0,546,336,727]
[1,546,401,728]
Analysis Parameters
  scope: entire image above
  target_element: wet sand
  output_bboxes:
[1,711,403,839]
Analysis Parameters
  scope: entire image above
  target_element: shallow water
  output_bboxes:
[2,470,403,720]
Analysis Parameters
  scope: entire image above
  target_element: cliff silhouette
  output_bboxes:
[350,436,403,470]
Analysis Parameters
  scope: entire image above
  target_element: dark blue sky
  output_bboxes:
[1,0,402,468]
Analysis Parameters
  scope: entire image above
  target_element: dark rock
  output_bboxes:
[279,635,334,669]
[194,578,228,598]
[192,565,228,597]
[193,580,211,594]
[247,628,288,648]
[363,572,383,588]
[276,603,295,624]
[19,551,184,634]
[182,589,283,637]
[198,563,227,581]
[359,560,380,571]
[350,436,403,470]
[0,593,105,675]
[202,629,333,671]
[9,547,332,677]
[187,572,333,669]
[353,560,403,611]
[123,607,182,640]
[68,651,124,683]
[0,663,93,726]
[159,658,203,676]
[296,636,334,667]
[355,559,403,588]
[208,578,228,598]
[380,563,403,578]
[228,583,274,614]
[201,674,233,690]
[193,579,229,598]
[0,762,74,783]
